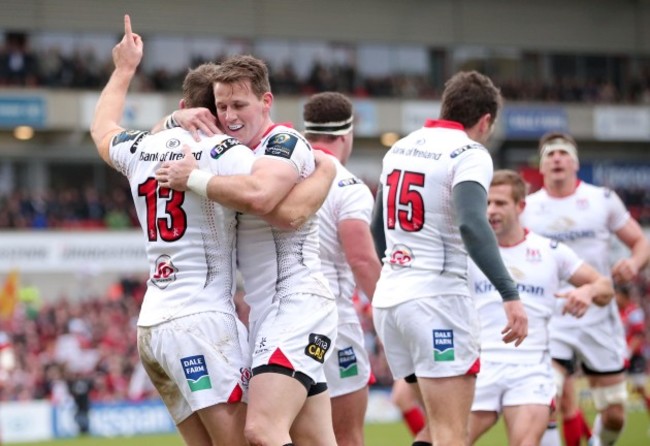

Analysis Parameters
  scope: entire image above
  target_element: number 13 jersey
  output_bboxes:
[373,120,493,308]
[110,128,255,327]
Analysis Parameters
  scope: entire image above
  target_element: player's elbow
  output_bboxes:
[245,191,278,216]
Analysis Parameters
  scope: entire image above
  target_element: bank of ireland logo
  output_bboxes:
[338,347,359,378]
[433,329,455,362]
[181,355,212,391]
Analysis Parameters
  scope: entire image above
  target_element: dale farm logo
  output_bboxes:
[181,355,212,391]
[433,329,455,361]
[338,346,359,378]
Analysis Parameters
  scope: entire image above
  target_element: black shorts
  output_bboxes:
[628,354,647,375]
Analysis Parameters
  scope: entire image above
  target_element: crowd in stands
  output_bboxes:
[1,31,650,103]
[0,276,149,403]
[4,181,650,230]
[0,272,396,405]
[0,187,138,229]
[1,268,649,404]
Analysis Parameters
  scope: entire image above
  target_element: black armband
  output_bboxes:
[164,112,179,130]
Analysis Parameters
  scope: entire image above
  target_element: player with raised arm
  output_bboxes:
[522,132,650,446]
[155,55,338,446]
[468,169,614,446]
[90,15,252,446]
[302,91,382,446]
[370,71,528,446]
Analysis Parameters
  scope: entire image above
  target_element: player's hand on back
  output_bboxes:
[501,299,528,347]
[112,14,143,73]
[173,108,222,142]
[156,145,198,191]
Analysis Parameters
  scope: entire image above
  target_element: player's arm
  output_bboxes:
[612,217,650,283]
[453,180,528,346]
[370,187,386,261]
[156,145,298,215]
[560,263,614,317]
[264,151,336,230]
[153,107,221,139]
[90,14,142,166]
[340,218,382,300]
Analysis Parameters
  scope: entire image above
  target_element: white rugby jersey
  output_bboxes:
[521,181,629,326]
[236,124,333,323]
[315,149,375,324]
[469,231,582,363]
[110,128,254,327]
[372,120,494,308]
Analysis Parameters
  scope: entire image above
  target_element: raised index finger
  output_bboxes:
[124,14,132,36]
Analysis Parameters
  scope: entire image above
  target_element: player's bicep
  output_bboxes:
[97,126,124,167]
[251,157,299,204]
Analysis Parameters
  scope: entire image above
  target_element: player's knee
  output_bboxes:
[591,381,628,412]
[244,419,274,446]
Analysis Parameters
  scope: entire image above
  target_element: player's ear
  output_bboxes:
[179,99,186,110]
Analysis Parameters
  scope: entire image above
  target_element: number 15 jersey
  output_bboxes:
[373,120,493,308]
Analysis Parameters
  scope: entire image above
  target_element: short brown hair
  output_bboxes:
[491,169,527,203]
[439,71,502,128]
[303,92,353,142]
[213,55,271,98]
[182,63,219,115]
[538,131,578,156]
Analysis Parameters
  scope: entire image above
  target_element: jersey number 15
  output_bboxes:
[386,169,425,232]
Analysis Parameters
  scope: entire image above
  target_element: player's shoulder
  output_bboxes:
[110,128,150,151]
[577,181,613,199]
[263,124,311,158]
[334,163,368,189]
[526,230,561,250]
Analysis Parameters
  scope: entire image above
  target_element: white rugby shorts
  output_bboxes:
[373,295,480,380]
[137,311,250,424]
[550,311,627,374]
[249,292,338,385]
[324,320,372,397]
[472,357,555,412]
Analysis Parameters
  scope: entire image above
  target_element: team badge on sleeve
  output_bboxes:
[433,329,455,361]
[181,355,212,391]
[111,130,148,154]
[211,137,241,159]
[450,143,482,158]
[265,133,298,159]
[338,177,364,187]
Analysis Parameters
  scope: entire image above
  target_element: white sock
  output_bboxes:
[539,423,561,446]
[591,413,602,438]
[599,427,622,446]
[591,414,623,446]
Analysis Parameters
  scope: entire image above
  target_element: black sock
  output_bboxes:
[412,442,432,446]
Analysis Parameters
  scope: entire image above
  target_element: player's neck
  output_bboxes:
[498,226,527,247]
[545,177,578,198]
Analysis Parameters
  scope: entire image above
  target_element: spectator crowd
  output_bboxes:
[1,31,650,103]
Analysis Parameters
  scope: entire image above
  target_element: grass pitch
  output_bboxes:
[5,411,649,445]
